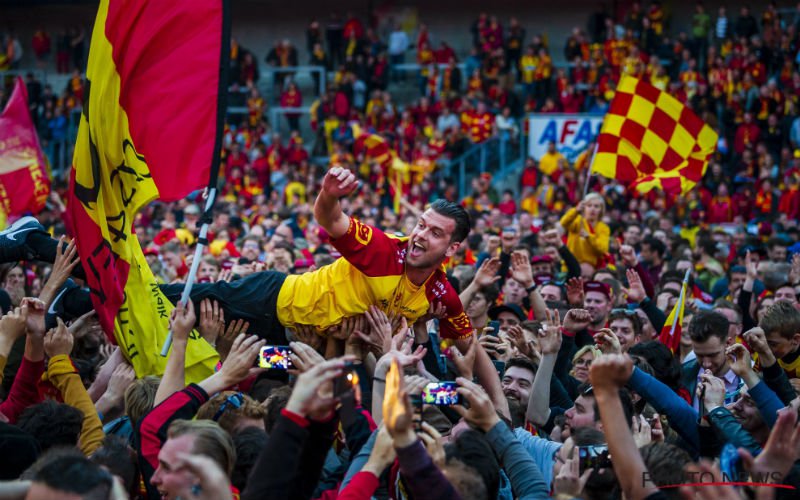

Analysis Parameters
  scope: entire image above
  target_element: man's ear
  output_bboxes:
[445,241,461,258]
[791,332,800,350]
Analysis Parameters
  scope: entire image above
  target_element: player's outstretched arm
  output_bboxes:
[315,166,360,240]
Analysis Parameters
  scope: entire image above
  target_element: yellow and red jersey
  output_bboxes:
[276,218,472,339]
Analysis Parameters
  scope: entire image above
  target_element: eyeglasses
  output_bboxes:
[582,384,594,396]
[212,392,244,421]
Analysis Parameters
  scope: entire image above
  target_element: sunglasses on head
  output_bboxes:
[611,308,638,316]
[212,392,244,421]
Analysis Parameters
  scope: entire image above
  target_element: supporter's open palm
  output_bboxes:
[197,299,224,345]
[510,251,534,287]
[623,269,646,303]
[169,300,196,344]
[473,257,501,287]
[449,334,477,379]
[0,305,29,343]
[46,236,80,295]
[565,278,585,306]
[539,309,563,355]
[216,318,249,362]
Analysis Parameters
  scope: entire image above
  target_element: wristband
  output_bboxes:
[525,283,537,294]
[560,327,576,337]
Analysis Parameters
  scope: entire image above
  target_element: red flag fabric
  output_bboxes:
[0,77,50,224]
[66,0,227,381]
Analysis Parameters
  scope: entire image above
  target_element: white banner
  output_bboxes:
[528,114,604,161]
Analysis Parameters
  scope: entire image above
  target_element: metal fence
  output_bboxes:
[437,134,527,199]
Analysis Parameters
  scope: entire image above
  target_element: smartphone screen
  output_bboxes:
[334,362,358,397]
[487,320,500,337]
[578,445,612,473]
[421,381,462,406]
[258,346,294,370]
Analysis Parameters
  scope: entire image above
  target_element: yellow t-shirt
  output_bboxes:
[539,152,565,176]
[275,218,472,339]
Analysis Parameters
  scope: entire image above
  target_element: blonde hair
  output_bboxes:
[583,192,606,218]
[124,376,160,427]
[569,345,601,378]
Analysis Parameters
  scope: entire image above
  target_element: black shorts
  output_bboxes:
[159,271,288,344]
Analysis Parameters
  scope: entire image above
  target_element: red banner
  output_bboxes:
[0,77,50,223]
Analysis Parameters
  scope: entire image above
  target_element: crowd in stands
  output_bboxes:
[2,1,800,499]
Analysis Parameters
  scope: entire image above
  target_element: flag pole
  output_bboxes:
[161,189,217,356]
[668,268,691,339]
[582,141,599,197]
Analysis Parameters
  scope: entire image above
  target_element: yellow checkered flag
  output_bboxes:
[593,75,718,195]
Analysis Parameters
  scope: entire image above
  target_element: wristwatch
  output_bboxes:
[525,283,537,294]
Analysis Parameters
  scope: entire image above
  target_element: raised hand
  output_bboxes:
[419,422,446,469]
[745,250,758,281]
[357,305,393,357]
[362,426,398,477]
[588,353,633,393]
[506,324,538,361]
[510,250,534,288]
[451,377,501,432]
[0,305,29,346]
[473,257,502,288]
[173,453,234,500]
[40,236,80,305]
[218,334,266,386]
[726,344,756,382]
[103,362,136,406]
[216,318,249,362]
[789,253,800,285]
[321,166,360,199]
[169,300,196,345]
[43,317,74,358]
[742,327,776,367]
[619,245,638,267]
[449,334,478,379]
[197,299,224,346]
[697,371,726,412]
[565,277,585,306]
[289,341,327,373]
[292,324,323,351]
[21,297,46,337]
[623,269,646,303]
[286,356,352,420]
[594,328,622,355]
[539,309,563,355]
[562,308,591,333]
[554,451,592,498]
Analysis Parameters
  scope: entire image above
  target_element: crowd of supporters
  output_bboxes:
[1,1,800,499]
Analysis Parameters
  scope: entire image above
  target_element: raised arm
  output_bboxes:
[591,355,661,500]
[314,166,360,239]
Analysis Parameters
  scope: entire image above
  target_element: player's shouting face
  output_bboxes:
[408,210,459,269]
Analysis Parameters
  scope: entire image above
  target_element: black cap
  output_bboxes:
[488,303,526,322]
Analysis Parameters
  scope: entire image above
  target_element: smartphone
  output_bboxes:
[487,320,500,337]
[578,445,612,473]
[422,382,462,406]
[258,346,294,370]
[333,362,358,397]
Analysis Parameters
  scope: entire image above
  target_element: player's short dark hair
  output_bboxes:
[628,341,682,392]
[430,199,471,243]
[608,309,643,337]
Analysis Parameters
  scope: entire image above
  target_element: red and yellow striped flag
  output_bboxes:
[593,75,718,196]
[67,0,228,382]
